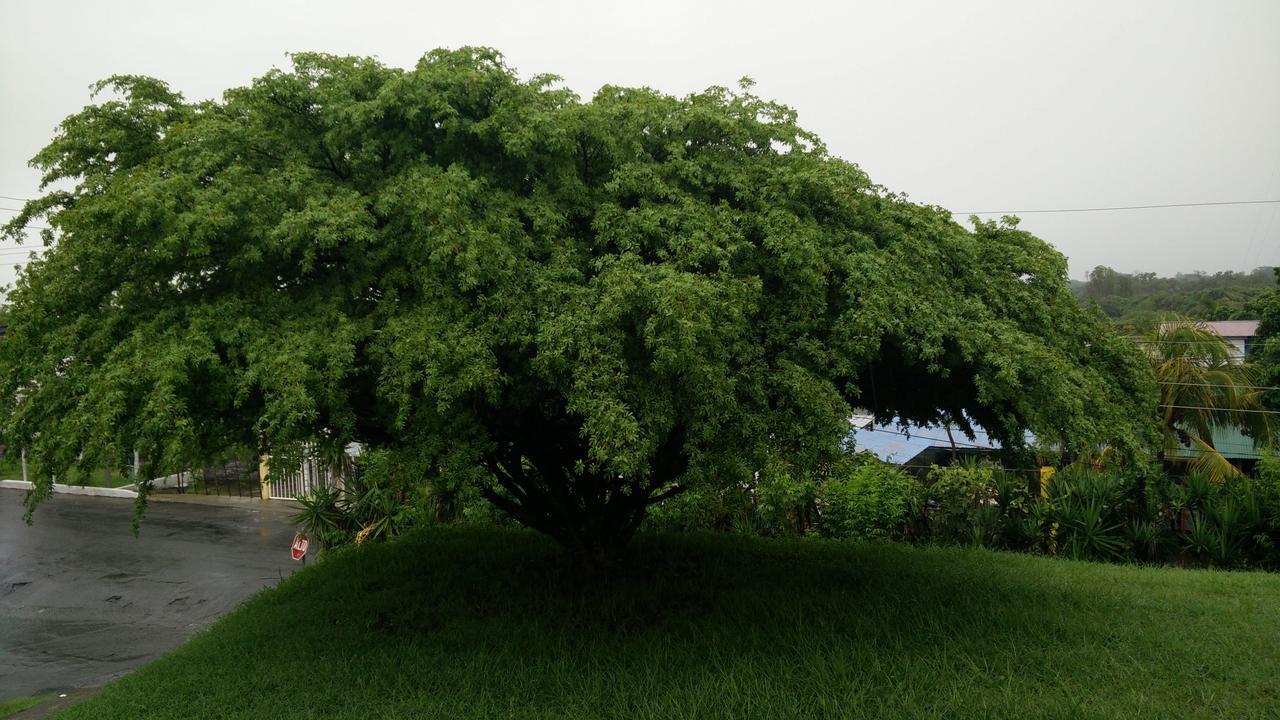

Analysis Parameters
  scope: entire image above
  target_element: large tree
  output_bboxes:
[1,49,1156,566]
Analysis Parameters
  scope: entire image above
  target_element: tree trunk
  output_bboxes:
[477,424,688,573]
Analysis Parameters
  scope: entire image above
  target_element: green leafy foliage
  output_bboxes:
[924,460,999,545]
[1077,265,1275,326]
[291,449,432,549]
[644,454,821,536]
[0,49,1156,561]
[816,461,921,541]
[1250,268,1280,410]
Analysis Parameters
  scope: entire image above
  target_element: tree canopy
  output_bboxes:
[1,48,1156,564]
[1076,265,1275,328]
[1250,268,1280,411]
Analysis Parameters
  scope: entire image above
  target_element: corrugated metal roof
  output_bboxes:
[1165,424,1265,461]
[848,419,1007,464]
[1202,320,1259,339]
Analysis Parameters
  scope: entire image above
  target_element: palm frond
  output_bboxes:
[1185,434,1241,485]
[1145,315,1275,478]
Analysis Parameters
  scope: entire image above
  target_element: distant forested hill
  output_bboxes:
[1074,266,1276,326]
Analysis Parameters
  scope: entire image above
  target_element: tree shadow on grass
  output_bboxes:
[294,526,1149,657]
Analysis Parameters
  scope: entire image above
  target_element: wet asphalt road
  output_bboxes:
[0,489,301,700]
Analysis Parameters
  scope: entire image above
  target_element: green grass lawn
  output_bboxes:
[0,455,133,488]
[53,528,1280,719]
[1,695,52,718]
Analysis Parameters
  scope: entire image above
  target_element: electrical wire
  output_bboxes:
[895,463,1044,475]
[0,206,54,231]
[1126,339,1257,344]
[852,424,1005,451]
[955,199,1280,215]
[1159,381,1280,392]
[1158,404,1280,415]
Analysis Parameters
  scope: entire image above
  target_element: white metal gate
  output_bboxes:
[266,443,359,500]
[267,452,338,500]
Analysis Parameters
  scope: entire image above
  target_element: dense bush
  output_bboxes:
[1042,468,1135,562]
[291,448,501,551]
[962,464,1280,570]
[817,462,921,541]
[644,457,819,536]
[922,460,999,545]
[295,445,1280,571]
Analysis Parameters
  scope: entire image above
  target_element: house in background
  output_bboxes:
[1160,318,1267,471]
[1160,319,1259,361]
[847,413,1007,474]
[1203,320,1259,359]
[1166,425,1265,472]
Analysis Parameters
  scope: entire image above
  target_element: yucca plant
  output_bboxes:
[1125,519,1160,563]
[1180,512,1222,564]
[1056,497,1127,562]
[1182,472,1216,509]
[1045,468,1131,561]
[291,483,350,550]
[290,449,428,551]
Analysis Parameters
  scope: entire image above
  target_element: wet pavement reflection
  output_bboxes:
[0,489,300,699]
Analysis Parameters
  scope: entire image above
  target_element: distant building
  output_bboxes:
[1159,319,1266,467]
[1160,319,1259,362]
[847,413,1009,473]
[1201,320,1259,358]
[1166,425,1264,465]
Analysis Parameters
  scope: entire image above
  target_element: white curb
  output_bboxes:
[0,479,138,498]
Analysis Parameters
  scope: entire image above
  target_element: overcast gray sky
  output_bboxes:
[2,0,1277,288]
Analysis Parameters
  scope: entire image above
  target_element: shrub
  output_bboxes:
[1043,467,1131,562]
[645,456,827,536]
[924,460,998,545]
[817,461,922,541]
[291,448,439,551]
[991,469,1039,550]
[643,483,756,534]
[291,483,348,549]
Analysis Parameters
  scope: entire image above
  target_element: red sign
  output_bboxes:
[290,533,310,561]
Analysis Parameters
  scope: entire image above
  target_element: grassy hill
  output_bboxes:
[54,527,1280,719]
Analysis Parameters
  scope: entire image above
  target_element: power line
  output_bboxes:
[955,199,1280,215]
[1160,381,1280,392]
[1126,339,1253,343]
[1159,404,1280,415]
[854,425,1003,451]
[12,194,1280,217]
[896,463,1043,475]
[0,207,54,231]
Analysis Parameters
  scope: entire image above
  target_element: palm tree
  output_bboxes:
[1143,317,1275,482]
